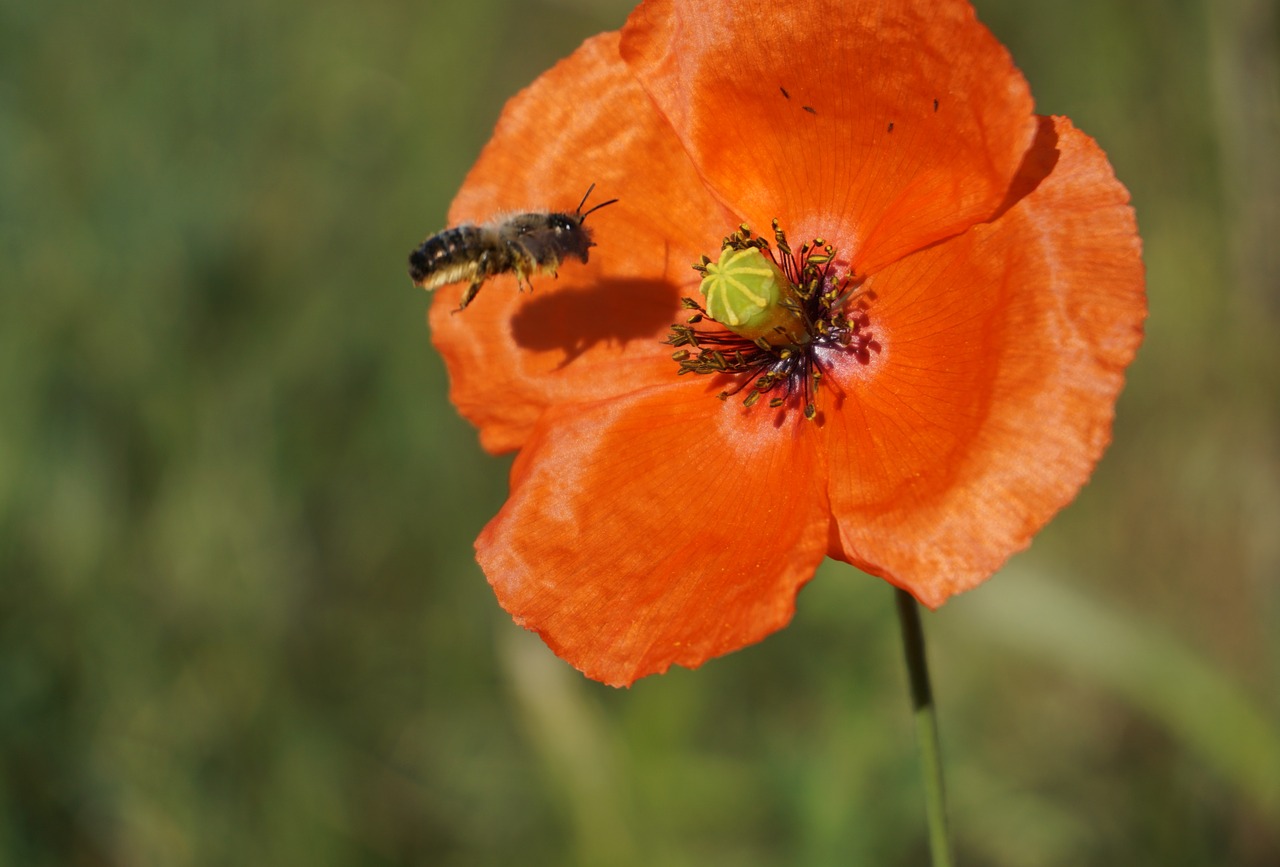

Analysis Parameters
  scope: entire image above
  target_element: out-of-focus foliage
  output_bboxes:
[1,0,1276,864]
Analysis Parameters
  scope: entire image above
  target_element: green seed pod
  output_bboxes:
[698,247,803,343]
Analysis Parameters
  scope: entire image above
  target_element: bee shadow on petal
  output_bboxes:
[509,275,685,367]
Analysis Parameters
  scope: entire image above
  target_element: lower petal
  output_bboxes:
[478,380,830,686]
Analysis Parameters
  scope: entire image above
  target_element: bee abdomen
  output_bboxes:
[409,225,489,285]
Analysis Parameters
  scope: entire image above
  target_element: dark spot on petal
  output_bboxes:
[780,86,790,99]
[887,121,895,132]
[803,105,816,115]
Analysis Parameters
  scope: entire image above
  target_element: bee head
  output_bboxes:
[548,213,595,263]
[564,184,619,264]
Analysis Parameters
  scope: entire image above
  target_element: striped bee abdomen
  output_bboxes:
[409,225,510,290]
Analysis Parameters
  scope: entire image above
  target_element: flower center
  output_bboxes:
[666,221,877,421]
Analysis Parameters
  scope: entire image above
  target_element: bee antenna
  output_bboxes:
[575,183,619,220]
[580,198,619,221]
[581,198,619,219]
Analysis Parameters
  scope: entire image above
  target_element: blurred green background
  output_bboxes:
[2,0,1277,864]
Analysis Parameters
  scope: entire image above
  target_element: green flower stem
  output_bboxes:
[894,587,954,867]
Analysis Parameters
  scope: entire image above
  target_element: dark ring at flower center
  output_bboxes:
[666,221,878,421]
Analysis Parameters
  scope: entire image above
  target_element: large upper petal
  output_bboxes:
[477,380,830,687]
[619,0,1037,275]
[822,116,1146,606]
[428,32,735,453]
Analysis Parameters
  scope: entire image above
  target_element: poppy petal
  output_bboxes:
[428,32,735,453]
[477,381,830,687]
[619,0,1037,275]
[822,116,1145,606]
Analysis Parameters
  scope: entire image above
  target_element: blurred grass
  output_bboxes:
[1,0,1277,864]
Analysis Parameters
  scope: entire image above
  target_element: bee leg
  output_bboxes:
[456,277,484,311]
[454,249,493,311]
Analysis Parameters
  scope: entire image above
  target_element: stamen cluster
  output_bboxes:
[667,221,877,420]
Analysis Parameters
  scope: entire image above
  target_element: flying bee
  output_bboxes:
[408,185,618,311]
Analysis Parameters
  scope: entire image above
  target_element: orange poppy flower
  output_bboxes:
[424,0,1146,687]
